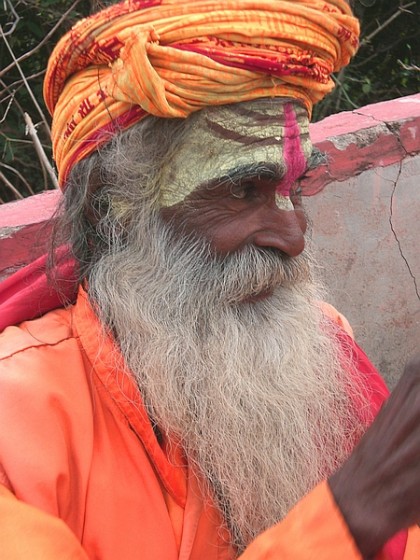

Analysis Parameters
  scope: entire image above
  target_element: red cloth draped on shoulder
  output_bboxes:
[0,248,77,332]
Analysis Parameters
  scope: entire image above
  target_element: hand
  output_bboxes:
[329,355,420,558]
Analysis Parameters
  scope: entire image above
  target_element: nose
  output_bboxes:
[250,206,306,257]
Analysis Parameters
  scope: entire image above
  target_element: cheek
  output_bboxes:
[160,203,229,238]
[201,222,250,255]
[160,204,252,256]
[188,210,249,253]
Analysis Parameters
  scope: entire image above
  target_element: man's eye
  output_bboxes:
[229,181,255,199]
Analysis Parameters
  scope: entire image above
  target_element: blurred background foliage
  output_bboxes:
[0,0,419,202]
[313,0,420,121]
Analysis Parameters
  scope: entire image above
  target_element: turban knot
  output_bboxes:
[44,0,359,187]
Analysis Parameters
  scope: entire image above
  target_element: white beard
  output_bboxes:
[88,214,368,553]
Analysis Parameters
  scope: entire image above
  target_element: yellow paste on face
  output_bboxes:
[159,99,311,209]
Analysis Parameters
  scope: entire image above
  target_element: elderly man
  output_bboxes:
[0,1,419,559]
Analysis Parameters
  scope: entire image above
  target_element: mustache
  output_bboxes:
[214,246,312,304]
[113,216,313,307]
[156,220,314,306]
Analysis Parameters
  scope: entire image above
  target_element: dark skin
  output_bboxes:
[330,358,420,558]
[161,165,420,558]
[161,171,307,258]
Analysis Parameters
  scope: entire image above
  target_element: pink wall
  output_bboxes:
[1,93,420,387]
[0,191,58,279]
[306,94,420,388]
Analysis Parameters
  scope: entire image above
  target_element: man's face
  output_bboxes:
[160,98,312,261]
[89,99,366,548]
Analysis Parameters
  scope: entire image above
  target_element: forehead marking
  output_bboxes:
[277,102,307,197]
[222,104,289,126]
[205,117,285,147]
[275,194,294,211]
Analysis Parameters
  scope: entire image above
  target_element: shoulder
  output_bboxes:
[0,306,95,500]
[316,301,354,339]
[0,306,93,435]
[0,306,76,361]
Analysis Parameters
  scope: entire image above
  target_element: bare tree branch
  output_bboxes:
[0,25,51,135]
[2,0,20,37]
[0,170,24,200]
[398,60,420,72]
[0,0,83,80]
[361,1,416,45]
[0,163,35,196]
[0,69,46,99]
[0,91,15,124]
[24,113,59,189]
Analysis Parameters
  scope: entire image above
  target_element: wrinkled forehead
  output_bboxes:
[159,98,311,207]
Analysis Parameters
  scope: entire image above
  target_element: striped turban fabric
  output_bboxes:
[44,0,359,187]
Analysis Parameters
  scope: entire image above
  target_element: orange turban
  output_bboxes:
[44,0,359,187]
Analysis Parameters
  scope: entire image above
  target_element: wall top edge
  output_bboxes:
[309,93,420,144]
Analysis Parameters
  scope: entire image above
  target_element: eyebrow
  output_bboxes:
[199,149,325,195]
[204,162,286,190]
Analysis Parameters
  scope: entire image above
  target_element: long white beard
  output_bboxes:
[88,215,368,552]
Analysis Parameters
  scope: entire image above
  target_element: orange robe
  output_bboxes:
[0,288,418,559]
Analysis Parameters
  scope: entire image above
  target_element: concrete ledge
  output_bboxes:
[304,93,420,194]
[305,93,420,388]
[0,190,59,278]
